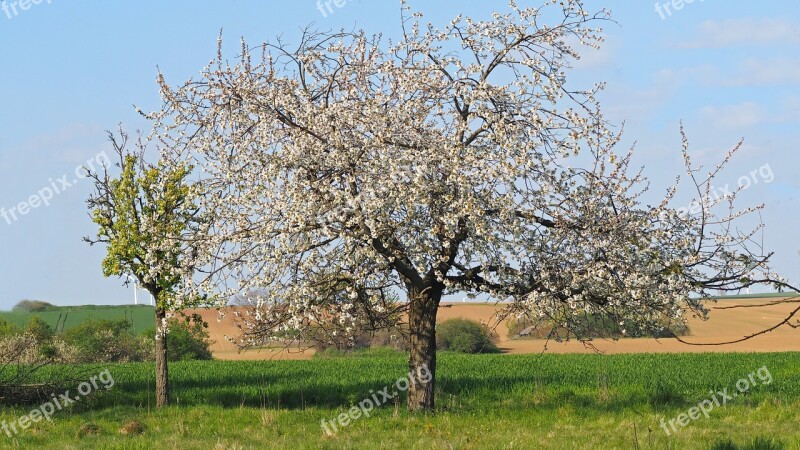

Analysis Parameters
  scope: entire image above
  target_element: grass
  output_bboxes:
[2,351,800,448]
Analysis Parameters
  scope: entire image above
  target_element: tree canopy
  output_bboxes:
[143,0,790,409]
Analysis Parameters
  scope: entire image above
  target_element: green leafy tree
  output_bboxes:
[85,130,206,407]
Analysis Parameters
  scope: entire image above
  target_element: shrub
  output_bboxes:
[25,316,55,342]
[0,331,78,405]
[0,318,20,339]
[0,331,74,365]
[436,318,499,354]
[140,316,214,361]
[166,317,214,361]
[23,317,61,359]
[63,319,148,363]
[12,300,55,312]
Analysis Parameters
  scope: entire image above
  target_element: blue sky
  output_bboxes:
[0,0,798,309]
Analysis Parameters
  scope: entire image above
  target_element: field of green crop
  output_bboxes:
[2,351,800,448]
[0,305,154,333]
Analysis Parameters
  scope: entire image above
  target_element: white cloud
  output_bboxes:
[603,83,667,123]
[653,58,800,88]
[697,102,765,129]
[654,64,718,85]
[724,58,800,86]
[678,18,800,48]
[603,65,718,123]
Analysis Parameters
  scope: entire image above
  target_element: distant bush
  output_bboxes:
[0,318,20,339]
[436,318,499,354]
[12,300,55,312]
[25,316,55,342]
[0,330,74,365]
[63,319,149,363]
[0,317,73,369]
[140,316,214,361]
[0,331,78,405]
[166,317,214,361]
[24,317,59,359]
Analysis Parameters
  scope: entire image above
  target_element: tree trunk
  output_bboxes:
[407,285,441,412]
[155,308,169,407]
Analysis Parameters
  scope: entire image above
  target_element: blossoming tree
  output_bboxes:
[146,1,789,410]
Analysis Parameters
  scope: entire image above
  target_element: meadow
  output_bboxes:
[0,305,155,334]
[1,351,799,449]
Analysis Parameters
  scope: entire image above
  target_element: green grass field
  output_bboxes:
[1,351,799,449]
[0,305,155,334]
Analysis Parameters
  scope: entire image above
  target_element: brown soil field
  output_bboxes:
[186,297,800,360]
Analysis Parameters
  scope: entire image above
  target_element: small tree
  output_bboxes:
[85,130,204,407]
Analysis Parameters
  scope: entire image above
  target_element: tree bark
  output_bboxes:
[407,285,441,412]
[155,307,169,407]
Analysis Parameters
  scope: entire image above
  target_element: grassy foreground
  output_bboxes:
[2,351,800,449]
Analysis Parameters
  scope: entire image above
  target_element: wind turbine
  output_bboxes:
[126,275,155,306]
[127,275,139,305]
